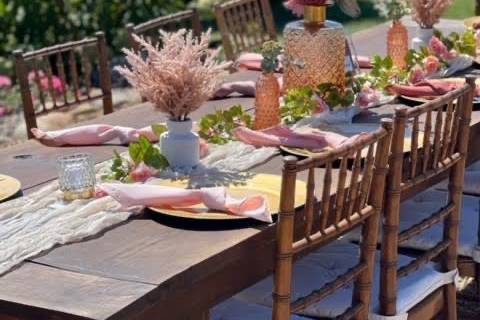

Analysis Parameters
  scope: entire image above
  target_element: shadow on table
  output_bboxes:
[143,209,273,231]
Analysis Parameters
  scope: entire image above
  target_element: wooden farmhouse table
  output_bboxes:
[0,20,479,320]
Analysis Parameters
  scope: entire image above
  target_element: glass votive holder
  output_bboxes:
[57,153,96,201]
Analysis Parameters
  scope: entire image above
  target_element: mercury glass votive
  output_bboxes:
[57,153,96,201]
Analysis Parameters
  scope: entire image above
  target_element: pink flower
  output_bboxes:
[284,0,305,17]
[28,70,45,82]
[39,76,65,95]
[429,36,449,58]
[423,56,440,75]
[314,96,329,113]
[355,87,381,109]
[444,49,458,61]
[409,65,426,84]
[0,106,6,117]
[129,162,157,183]
[0,75,12,89]
[199,138,209,158]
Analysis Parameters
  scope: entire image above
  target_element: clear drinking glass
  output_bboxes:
[57,153,96,200]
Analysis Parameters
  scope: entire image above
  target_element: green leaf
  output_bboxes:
[151,124,167,137]
[128,143,142,165]
[144,146,169,170]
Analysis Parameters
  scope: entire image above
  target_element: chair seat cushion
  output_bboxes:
[229,241,455,318]
[212,297,312,320]
[396,189,479,260]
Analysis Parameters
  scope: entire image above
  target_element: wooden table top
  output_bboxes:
[0,20,478,320]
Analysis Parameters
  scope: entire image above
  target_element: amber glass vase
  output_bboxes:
[387,20,408,69]
[283,5,346,92]
[255,73,280,130]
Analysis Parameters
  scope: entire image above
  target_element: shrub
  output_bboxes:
[0,0,192,76]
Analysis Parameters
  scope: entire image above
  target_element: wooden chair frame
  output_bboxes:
[126,9,202,52]
[14,32,113,139]
[214,0,277,61]
[380,76,476,319]
[273,120,392,320]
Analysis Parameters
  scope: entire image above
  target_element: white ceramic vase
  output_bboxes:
[160,119,200,169]
[412,28,434,51]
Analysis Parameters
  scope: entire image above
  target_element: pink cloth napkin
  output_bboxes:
[236,53,263,71]
[234,126,365,152]
[214,81,256,98]
[357,56,372,69]
[31,125,158,147]
[99,183,272,222]
[388,80,462,99]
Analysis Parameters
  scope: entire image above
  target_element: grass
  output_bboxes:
[273,0,477,35]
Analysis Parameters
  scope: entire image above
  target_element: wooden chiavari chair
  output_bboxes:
[212,120,392,319]
[214,0,277,61]
[14,32,113,139]
[126,9,202,52]
[379,76,475,319]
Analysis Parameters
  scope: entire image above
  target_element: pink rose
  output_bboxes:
[423,56,440,75]
[129,162,157,183]
[0,75,12,89]
[284,0,304,17]
[429,36,449,59]
[409,65,426,84]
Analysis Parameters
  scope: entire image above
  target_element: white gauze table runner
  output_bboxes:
[0,142,277,275]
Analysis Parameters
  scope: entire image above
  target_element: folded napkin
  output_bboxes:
[236,53,263,71]
[234,126,364,152]
[99,183,272,222]
[214,81,256,98]
[388,80,461,99]
[357,56,373,69]
[31,125,158,147]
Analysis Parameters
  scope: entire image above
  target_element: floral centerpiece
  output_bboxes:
[117,29,229,169]
[408,0,455,49]
[374,0,410,69]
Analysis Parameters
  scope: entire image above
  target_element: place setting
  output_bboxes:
[2,0,480,319]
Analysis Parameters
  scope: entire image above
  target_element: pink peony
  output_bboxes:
[0,75,12,89]
[409,65,426,84]
[423,56,440,75]
[129,162,157,183]
[39,76,65,95]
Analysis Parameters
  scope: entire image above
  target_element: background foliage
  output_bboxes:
[0,0,191,75]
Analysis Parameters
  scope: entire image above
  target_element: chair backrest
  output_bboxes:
[126,9,202,52]
[14,32,113,139]
[380,76,476,316]
[214,0,277,61]
[273,120,393,320]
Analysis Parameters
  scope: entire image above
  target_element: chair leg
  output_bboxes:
[476,264,480,300]
[443,283,457,320]
[200,310,210,320]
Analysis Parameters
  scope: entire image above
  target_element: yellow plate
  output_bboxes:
[280,124,423,158]
[0,175,21,203]
[148,174,306,220]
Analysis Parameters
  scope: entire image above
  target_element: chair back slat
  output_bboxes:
[272,120,393,319]
[345,151,362,220]
[379,76,475,317]
[14,32,112,138]
[215,0,276,61]
[127,9,202,52]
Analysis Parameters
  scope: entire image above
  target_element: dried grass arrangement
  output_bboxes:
[117,29,230,121]
[408,0,454,29]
